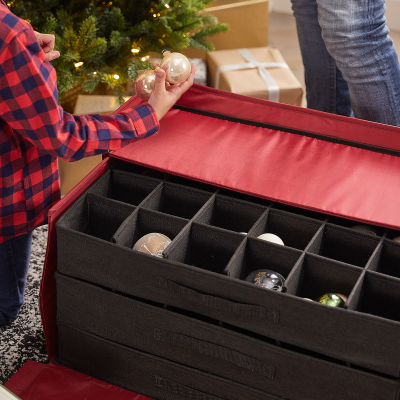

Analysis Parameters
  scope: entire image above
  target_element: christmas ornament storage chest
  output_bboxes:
[9,84,400,399]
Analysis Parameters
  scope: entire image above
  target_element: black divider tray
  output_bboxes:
[58,324,283,400]
[56,273,400,400]
[55,164,400,378]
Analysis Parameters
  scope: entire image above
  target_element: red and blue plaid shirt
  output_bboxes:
[0,1,159,243]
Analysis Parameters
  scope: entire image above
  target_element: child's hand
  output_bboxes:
[34,31,60,62]
[148,62,196,121]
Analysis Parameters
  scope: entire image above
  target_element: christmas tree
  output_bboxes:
[8,0,228,106]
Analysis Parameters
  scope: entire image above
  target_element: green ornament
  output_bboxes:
[317,293,346,308]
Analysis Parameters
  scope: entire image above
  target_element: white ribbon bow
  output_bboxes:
[214,48,289,102]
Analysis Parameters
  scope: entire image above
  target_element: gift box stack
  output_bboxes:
[185,0,303,106]
[6,86,399,400]
[207,46,303,106]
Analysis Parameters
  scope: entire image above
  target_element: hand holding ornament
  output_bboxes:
[135,52,195,121]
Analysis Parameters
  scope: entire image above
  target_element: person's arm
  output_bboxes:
[0,28,168,161]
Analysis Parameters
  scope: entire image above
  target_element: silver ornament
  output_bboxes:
[245,269,285,291]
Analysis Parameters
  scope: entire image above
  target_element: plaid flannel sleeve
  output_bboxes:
[0,27,160,161]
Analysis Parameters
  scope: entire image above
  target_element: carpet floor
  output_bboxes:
[0,225,49,385]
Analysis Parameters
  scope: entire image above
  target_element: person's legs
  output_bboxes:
[0,231,33,326]
[290,0,352,116]
[317,0,400,126]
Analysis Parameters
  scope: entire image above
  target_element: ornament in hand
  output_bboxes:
[134,51,191,101]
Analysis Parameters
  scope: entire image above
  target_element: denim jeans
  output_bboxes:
[291,0,400,126]
[0,231,33,326]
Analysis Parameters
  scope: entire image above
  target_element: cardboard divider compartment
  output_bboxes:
[308,223,381,267]
[193,194,267,234]
[88,168,163,206]
[163,222,246,274]
[368,239,400,279]
[55,273,400,400]
[112,207,189,250]
[357,271,400,322]
[284,253,362,303]
[140,181,213,220]
[225,236,302,285]
[57,193,136,242]
[248,208,323,250]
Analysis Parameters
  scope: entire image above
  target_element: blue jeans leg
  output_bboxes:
[290,0,353,116]
[317,0,400,126]
[0,231,33,326]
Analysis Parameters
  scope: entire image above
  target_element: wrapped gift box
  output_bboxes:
[185,0,269,60]
[6,85,400,399]
[206,0,269,49]
[207,46,304,105]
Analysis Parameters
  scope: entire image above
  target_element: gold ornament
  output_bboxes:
[133,232,171,258]
[134,51,191,100]
[134,69,157,101]
[160,50,191,84]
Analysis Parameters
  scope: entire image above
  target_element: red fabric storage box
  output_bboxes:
[6,84,400,399]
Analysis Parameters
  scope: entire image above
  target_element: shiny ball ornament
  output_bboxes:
[317,293,346,308]
[350,224,378,235]
[160,51,191,84]
[257,233,284,246]
[133,232,171,258]
[335,293,348,302]
[134,69,157,101]
[245,269,285,291]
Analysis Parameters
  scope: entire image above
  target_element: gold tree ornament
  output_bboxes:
[134,69,157,101]
[134,51,191,101]
[160,50,191,84]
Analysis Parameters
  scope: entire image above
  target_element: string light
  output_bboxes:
[141,55,150,61]
[93,72,97,75]
[165,4,170,8]
[74,62,83,68]
[153,13,157,17]
[131,48,140,54]
[113,74,120,80]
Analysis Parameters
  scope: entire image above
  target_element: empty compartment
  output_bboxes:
[141,182,212,219]
[113,207,188,252]
[56,193,136,242]
[286,253,362,304]
[194,194,266,234]
[164,223,245,274]
[308,224,380,267]
[89,168,162,206]
[227,237,302,290]
[250,209,323,251]
[357,271,400,322]
[371,240,400,279]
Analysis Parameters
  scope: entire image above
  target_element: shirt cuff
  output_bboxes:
[125,103,160,140]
